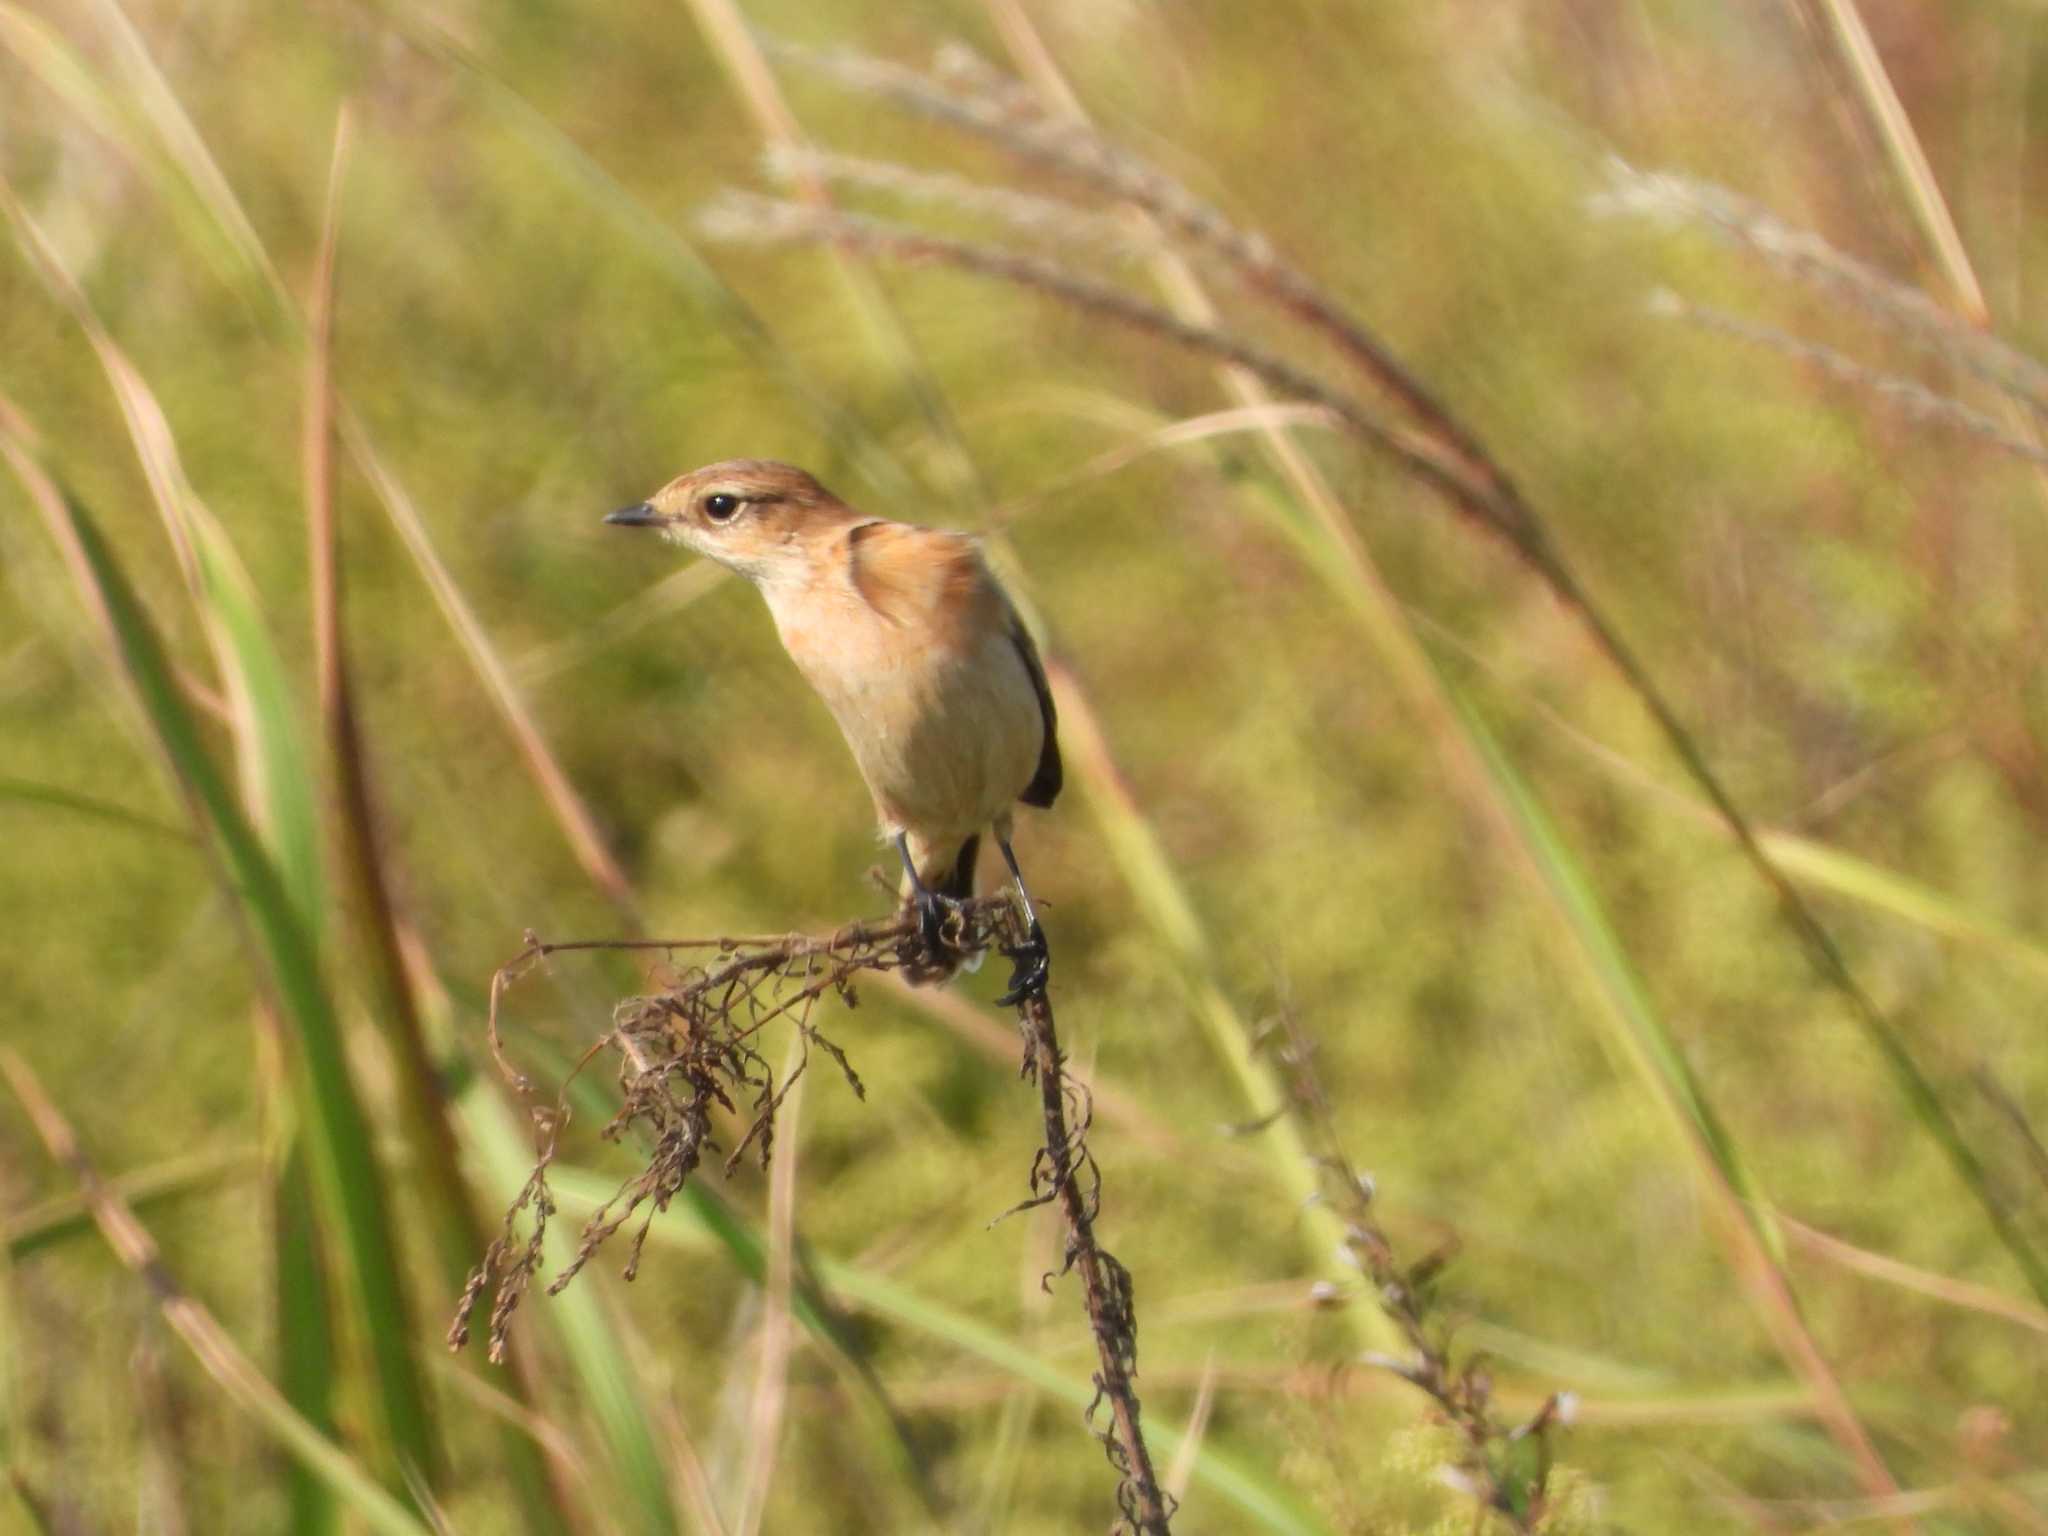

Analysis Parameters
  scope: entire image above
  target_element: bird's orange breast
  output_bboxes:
[763,525,1046,841]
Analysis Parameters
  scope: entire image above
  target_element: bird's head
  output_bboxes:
[605,459,850,588]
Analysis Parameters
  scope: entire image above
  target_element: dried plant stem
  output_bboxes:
[782,40,1508,500]
[1804,0,1987,322]
[1654,292,2048,469]
[699,197,1484,533]
[1013,983,1172,1535]
[456,899,1172,1533]
[1601,165,2048,418]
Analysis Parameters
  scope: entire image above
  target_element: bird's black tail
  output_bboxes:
[934,834,980,904]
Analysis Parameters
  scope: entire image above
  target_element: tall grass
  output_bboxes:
[6,3,2048,1533]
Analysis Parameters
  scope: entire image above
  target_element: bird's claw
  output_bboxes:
[995,919,1050,1007]
[913,887,959,961]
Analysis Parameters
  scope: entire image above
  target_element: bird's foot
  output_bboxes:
[995,919,1050,1007]
[912,886,964,962]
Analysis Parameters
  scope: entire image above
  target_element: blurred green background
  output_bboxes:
[6,1,2048,1531]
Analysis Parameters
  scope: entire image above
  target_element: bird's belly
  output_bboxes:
[787,620,1042,839]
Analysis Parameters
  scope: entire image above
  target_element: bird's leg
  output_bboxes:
[894,832,957,959]
[994,834,1050,1006]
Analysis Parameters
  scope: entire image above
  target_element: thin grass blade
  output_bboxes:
[0,428,441,1492]
[0,776,189,842]
[1434,663,1900,1500]
[4,1147,253,1261]
[1,190,324,935]
[0,1049,433,1536]
[275,1140,341,1536]
[375,4,915,507]
[300,108,579,1536]
[678,0,979,500]
[0,3,276,318]
[733,1042,802,1536]
[513,1031,947,1518]
[338,416,637,915]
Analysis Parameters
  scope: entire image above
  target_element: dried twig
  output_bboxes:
[1008,981,1174,1534]
[450,898,1174,1532]
[450,903,969,1361]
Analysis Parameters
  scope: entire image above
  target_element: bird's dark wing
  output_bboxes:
[1009,614,1062,809]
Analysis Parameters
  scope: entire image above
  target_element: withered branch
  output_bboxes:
[449,898,1173,1532]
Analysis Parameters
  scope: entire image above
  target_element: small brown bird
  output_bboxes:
[605,459,1059,1000]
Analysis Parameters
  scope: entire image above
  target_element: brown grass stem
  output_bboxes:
[696,196,1482,532]
[300,110,579,1533]
[1011,981,1174,1534]
[778,40,1511,503]
[1802,0,1988,323]
[1650,291,2048,468]
[1600,164,2048,418]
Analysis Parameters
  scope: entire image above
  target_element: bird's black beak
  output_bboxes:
[604,502,662,528]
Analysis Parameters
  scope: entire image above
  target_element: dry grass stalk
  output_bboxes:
[763,143,1151,262]
[1008,980,1173,1534]
[1648,290,2048,470]
[1600,163,2048,418]
[778,39,1514,506]
[449,897,1175,1533]
[695,194,1469,521]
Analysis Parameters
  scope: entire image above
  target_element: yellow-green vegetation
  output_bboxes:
[5,2,2048,1533]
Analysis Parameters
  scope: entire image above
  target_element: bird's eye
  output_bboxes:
[703,493,740,522]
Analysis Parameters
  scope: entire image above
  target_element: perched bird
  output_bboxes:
[605,459,1059,1000]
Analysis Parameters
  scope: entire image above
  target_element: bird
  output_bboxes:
[604,458,1059,1002]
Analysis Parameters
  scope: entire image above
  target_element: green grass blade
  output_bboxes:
[475,1024,945,1521]
[1441,675,1772,1238]
[336,416,637,914]
[0,4,276,320]
[1050,666,1406,1356]
[0,1050,433,1536]
[678,0,977,501]
[300,112,577,1536]
[1760,830,2048,980]
[1417,630,2048,979]
[76,0,285,317]
[184,517,326,939]
[276,1141,341,1536]
[0,434,441,1494]
[3,7,633,925]
[5,1146,252,1261]
[0,776,189,842]
[1,191,323,937]
[1430,658,1904,1494]
[0,1173,24,1522]
[379,6,915,508]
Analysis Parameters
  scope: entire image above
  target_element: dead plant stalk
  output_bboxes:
[451,898,1174,1534]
